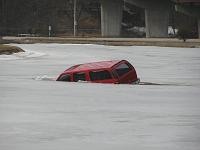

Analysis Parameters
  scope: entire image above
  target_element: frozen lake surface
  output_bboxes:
[0,44,200,150]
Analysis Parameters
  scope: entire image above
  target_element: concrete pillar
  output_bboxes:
[144,0,171,38]
[101,0,123,37]
[198,19,200,39]
[145,6,170,38]
[0,0,6,35]
[126,0,171,38]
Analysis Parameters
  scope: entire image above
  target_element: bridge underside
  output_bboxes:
[101,0,171,38]
[101,0,200,38]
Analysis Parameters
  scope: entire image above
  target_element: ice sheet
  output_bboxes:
[0,44,200,150]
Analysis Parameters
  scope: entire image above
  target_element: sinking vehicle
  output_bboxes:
[56,60,139,84]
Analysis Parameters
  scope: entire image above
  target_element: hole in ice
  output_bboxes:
[32,76,192,86]
[138,82,192,86]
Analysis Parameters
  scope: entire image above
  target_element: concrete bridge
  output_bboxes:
[100,0,200,38]
[1,0,199,38]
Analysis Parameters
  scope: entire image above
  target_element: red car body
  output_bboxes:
[56,60,139,84]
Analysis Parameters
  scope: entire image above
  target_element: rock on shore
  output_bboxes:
[0,44,25,55]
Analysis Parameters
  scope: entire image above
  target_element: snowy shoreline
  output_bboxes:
[2,37,200,48]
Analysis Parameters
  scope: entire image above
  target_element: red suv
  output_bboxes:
[56,60,139,84]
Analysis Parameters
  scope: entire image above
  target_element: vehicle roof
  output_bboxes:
[65,60,123,73]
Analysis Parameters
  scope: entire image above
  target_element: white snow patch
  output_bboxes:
[0,51,46,60]
[33,75,56,81]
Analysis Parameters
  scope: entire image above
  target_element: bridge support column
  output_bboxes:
[101,0,123,37]
[0,0,6,36]
[125,0,170,38]
[145,3,170,38]
[198,19,200,38]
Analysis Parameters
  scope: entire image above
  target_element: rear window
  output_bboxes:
[73,72,86,82]
[58,74,71,81]
[115,63,131,77]
[89,70,112,81]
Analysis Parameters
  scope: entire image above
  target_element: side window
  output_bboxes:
[115,63,131,77]
[58,74,71,82]
[73,72,86,82]
[89,70,112,81]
